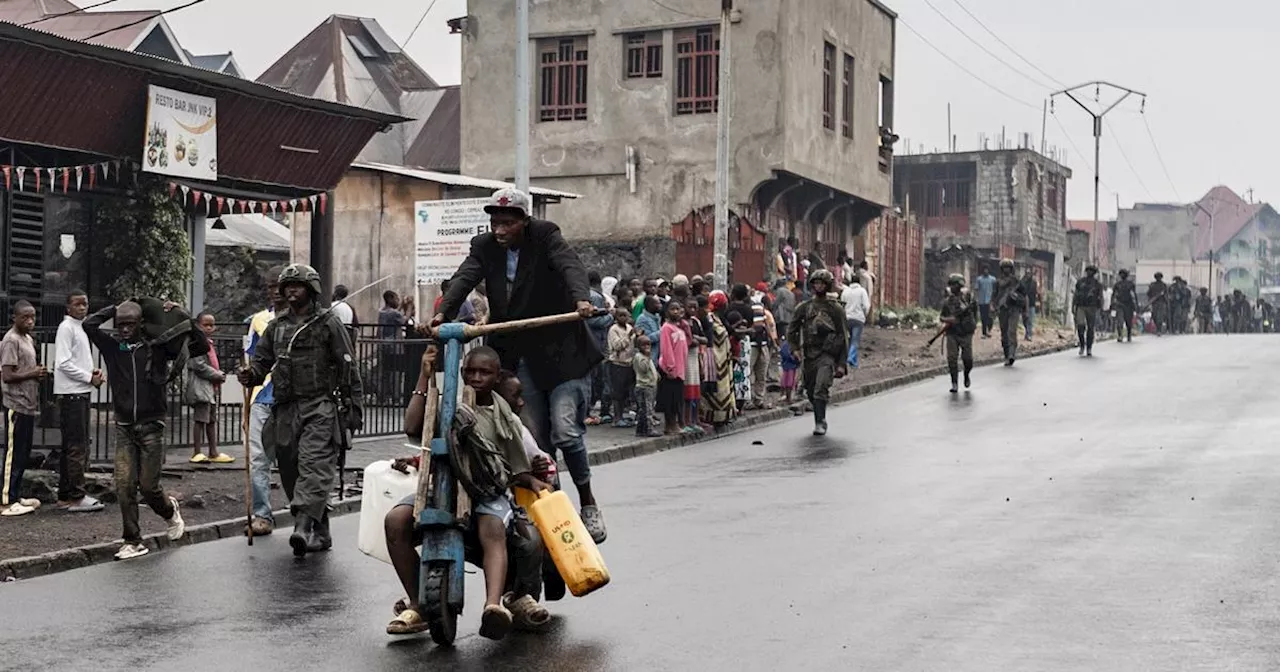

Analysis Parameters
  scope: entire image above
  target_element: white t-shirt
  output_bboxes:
[330,301,354,325]
[840,284,871,323]
[521,425,549,462]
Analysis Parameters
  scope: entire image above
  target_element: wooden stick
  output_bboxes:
[427,310,589,340]
[412,351,438,520]
[242,355,254,546]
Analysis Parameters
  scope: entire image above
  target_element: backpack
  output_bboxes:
[447,404,512,502]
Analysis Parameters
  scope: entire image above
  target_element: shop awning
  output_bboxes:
[0,20,407,195]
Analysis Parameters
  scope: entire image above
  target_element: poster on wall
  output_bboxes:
[415,198,490,286]
[142,84,218,181]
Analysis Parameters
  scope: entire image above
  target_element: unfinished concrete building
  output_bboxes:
[894,148,1072,297]
[456,0,898,282]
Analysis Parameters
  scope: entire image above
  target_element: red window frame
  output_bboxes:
[841,53,853,138]
[539,37,589,122]
[675,27,719,116]
[823,42,835,131]
[625,32,663,79]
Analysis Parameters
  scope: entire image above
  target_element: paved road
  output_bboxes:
[4,336,1279,671]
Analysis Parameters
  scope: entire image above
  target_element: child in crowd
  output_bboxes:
[606,308,636,429]
[682,297,706,434]
[186,313,231,464]
[635,296,663,363]
[657,300,689,435]
[632,336,660,437]
[384,347,552,640]
[779,336,799,404]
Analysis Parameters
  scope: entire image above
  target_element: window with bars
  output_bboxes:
[624,32,663,79]
[538,37,589,122]
[823,42,835,131]
[674,26,719,115]
[841,53,854,138]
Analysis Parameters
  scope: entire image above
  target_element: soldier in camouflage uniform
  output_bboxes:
[1147,272,1169,335]
[1073,265,1104,357]
[240,264,364,557]
[994,258,1026,366]
[1169,276,1190,334]
[939,274,978,393]
[1112,269,1139,342]
[786,269,848,436]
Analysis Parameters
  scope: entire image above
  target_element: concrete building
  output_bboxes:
[893,148,1072,298]
[455,0,898,282]
[1116,186,1280,298]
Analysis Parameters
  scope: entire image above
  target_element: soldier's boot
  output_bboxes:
[812,401,828,436]
[1077,327,1087,355]
[963,365,972,389]
[290,513,313,557]
[1086,332,1095,357]
[948,367,959,394]
[309,509,333,552]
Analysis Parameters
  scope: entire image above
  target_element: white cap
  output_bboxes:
[483,187,532,216]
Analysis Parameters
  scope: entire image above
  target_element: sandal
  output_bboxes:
[209,454,235,464]
[503,592,551,631]
[386,608,431,635]
[478,604,512,640]
[189,454,209,464]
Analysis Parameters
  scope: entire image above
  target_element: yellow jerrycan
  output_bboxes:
[518,488,611,597]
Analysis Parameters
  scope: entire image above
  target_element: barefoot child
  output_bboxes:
[385,347,552,639]
[186,313,230,463]
[657,301,689,435]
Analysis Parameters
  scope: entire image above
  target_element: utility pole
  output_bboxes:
[514,0,530,192]
[1051,81,1146,265]
[1194,201,1216,297]
[712,0,733,289]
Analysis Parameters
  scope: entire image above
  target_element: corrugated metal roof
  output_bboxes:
[351,161,581,199]
[405,85,459,172]
[0,21,407,193]
[207,214,290,251]
[11,11,158,49]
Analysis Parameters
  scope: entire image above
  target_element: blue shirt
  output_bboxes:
[635,311,662,362]
[506,249,520,283]
[246,309,274,405]
[974,274,997,305]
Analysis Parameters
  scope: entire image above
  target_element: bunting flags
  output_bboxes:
[0,160,123,194]
[0,158,331,217]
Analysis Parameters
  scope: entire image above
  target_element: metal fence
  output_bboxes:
[25,324,426,464]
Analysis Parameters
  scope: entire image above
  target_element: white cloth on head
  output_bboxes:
[601,276,618,309]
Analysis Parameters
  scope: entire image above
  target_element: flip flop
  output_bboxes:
[2,503,35,516]
[189,454,209,464]
[208,454,235,464]
[386,608,430,635]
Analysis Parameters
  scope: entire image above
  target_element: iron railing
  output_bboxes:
[25,324,428,464]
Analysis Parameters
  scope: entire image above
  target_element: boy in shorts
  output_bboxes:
[385,347,553,639]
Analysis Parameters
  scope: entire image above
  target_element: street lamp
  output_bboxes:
[1193,201,1215,297]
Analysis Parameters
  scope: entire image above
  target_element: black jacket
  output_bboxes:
[84,305,206,425]
[440,218,602,391]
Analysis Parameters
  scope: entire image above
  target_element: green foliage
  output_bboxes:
[884,304,941,329]
[97,177,191,301]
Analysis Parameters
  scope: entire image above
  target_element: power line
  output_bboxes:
[22,0,126,27]
[358,0,441,109]
[1141,112,1181,202]
[1105,119,1152,199]
[82,0,208,41]
[648,0,715,20]
[898,18,1040,111]
[1051,113,1116,193]
[919,0,1053,91]
[947,0,1067,89]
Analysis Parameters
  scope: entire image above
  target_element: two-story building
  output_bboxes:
[894,148,1072,302]
[456,0,898,282]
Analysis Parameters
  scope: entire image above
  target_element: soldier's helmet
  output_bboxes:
[1119,269,1130,277]
[1154,271,1164,280]
[1085,264,1098,274]
[999,258,1015,269]
[279,263,323,296]
[1172,275,1182,282]
[947,273,965,287]
[808,268,835,289]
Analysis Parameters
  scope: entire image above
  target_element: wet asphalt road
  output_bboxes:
[4,335,1280,671]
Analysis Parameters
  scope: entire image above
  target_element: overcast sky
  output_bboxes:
[117,0,1264,220]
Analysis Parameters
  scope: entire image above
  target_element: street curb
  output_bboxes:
[0,498,363,583]
[1,335,1094,583]
[584,337,1094,468]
